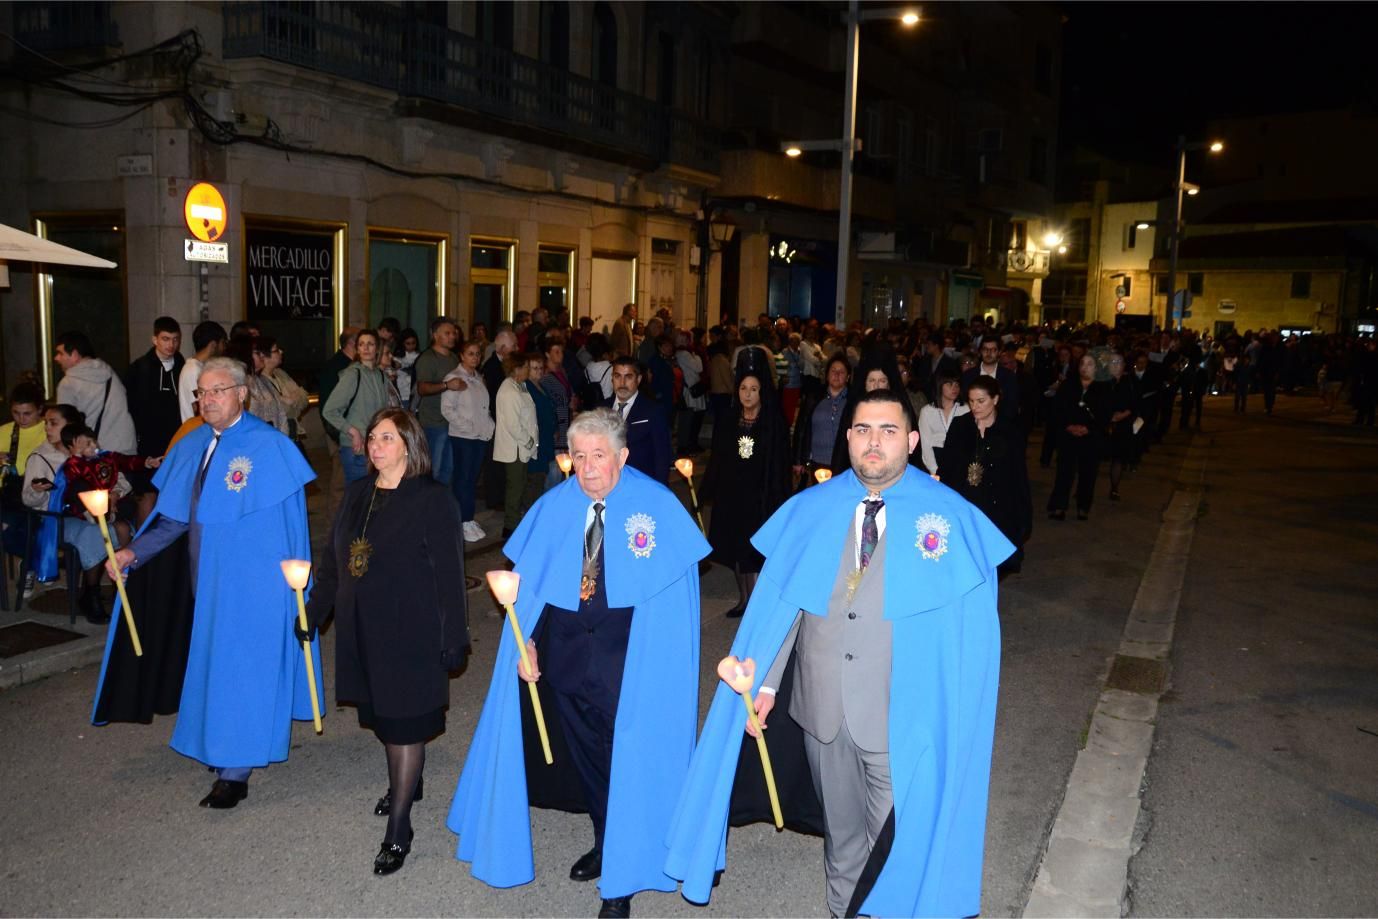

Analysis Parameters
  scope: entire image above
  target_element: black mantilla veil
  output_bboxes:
[829,341,918,472]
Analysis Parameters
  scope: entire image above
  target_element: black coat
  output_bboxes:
[124,347,186,456]
[934,413,1033,560]
[305,475,470,719]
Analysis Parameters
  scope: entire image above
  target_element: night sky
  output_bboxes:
[1059,2,1378,162]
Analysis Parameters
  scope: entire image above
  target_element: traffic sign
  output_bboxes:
[184,182,227,242]
[184,238,228,263]
[1115,298,1127,313]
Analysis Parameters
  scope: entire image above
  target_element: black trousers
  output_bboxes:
[1180,386,1204,429]
[552,687,618,850]
[1039,396,1060,465]
[1049,435,1099,513]
[1156,387,1177,442]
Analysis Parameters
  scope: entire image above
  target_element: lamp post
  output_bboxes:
[781,3,919,329]
[1164,137,1224,330]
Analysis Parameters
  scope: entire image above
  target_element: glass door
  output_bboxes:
[34,213,127,395]
[469,238,516,337]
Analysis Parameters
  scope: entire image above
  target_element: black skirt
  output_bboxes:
[355,698,445,745]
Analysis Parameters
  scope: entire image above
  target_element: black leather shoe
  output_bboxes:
[373,828,413,875]
[199,779,248,809]
[1077,510,1090,521]
[724,603,745,619]
[569,847,602,881]
[373,777,424,816]
[1049,509,1066,521]
[598,895,632,918]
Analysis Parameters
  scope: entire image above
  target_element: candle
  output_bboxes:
[486,570,553,765]
[79,490,141,657]
[279,560,322,734]
[556,453,572,478]
[716,655,783,829]
[814,468,833,484]
[674,458,706,534]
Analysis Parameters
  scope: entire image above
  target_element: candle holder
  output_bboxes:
[674,458,707,534]
[486,570,553,765]
[814,468,833,484]
[556,453,572,479]
[716,655,783,829]
[279,560,323,734]
[78,490,141,657]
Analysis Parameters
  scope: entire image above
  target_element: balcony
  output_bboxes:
[11,1,120,53]
[222,2,719,176]
[1005,247,1051,275]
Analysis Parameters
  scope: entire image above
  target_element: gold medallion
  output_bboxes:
[966,461,985,487]
[845,568,864,602]
[347,537,373,578]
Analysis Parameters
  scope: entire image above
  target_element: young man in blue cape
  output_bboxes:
[448,407,708,919]
[92,357,321,809]
[665,390,1014,918]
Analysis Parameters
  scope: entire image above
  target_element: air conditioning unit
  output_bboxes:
[1008,250,1031,271]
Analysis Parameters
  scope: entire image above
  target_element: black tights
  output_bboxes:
[384,742,424,845]
[733,565,758,612]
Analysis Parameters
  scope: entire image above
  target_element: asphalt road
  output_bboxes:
[1126,398,1378,917]
[5,396,1360,917]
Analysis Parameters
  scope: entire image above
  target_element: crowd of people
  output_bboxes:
[0,302,1367,918]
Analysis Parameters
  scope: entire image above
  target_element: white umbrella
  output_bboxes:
[0,222,118,271]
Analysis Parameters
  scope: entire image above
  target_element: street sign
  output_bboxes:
[1115,298,1127,313]
[183,181,228,242]
[1218,299,1237,314]
[184,238,228,263]
[1115,285,1127,298]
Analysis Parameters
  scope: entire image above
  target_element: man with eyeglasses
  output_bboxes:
[92,357,321,810]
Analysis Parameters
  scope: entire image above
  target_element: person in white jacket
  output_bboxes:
[917,372,969,475]
[440,340,494,542]
[54,332,137,454]
[492,353,537,539]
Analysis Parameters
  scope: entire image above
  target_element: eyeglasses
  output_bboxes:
[192,384,243,400]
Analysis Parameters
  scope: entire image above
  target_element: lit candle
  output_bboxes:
[79,490,141,657]
[716,655,783,829]
[814,468,833,484]
[486,570,552,765]
[674,458,706,534]
[556,453,572,478]
[279,559,322,733]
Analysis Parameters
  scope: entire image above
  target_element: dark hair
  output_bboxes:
[56,331,94,359]
[60,424,97,450]
[45,404,84,429]
[153,316,181,337]
[502,352,526,376]
[540,332,566,354]
[966,374,1002,402]
[824,353,851,377]
[429,316,457,337]
[251,335,277,358]
[354,329,380,359]
[365,408,431,479]
[192,321,228,352]
[229,321,259,339]
[339,327,360,349]
[377,317,401,335]
[610,355,641,375]
[9,382,45,408]
[585,333,609,362]
[853,389,913,430]
[224,337,257,375]
[399,327,420,349]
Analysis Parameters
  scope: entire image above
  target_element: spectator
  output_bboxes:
[1106,354,1137,501]
[440,340,493,543]
[322,329,395,483]
[260,337,310,450]
[608,356,672,484]
[581,334,614,405]
[53,331,136,454]
[482,329,519,512]
[394,328,421,407]
[318,327,360,516]
[493,352,537,538]
[647,334,677,409]
[178,321,227,422]
[918,373,969,475]
[539,336,574,486]
[791,353,852,483]
[523,351,556,512]
[412,317,460,486]
[609,302,636,357]
[675,330,708,457]
[124,316,185,459]
[1048,354,1111,521]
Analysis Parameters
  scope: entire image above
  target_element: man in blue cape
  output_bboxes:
[448,407,708,919]
[665,390,1013,918]
[92,357,321,809]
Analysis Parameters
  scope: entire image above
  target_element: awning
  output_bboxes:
[0,222,118,271]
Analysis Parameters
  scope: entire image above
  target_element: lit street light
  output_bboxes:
[1164,137,1224,329]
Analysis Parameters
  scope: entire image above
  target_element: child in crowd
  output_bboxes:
[58,425,160,548]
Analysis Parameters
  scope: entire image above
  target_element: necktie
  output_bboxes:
[860,498,883,570]
[616,402,627,419]
[586,502,605,559]
[197,433,221,493]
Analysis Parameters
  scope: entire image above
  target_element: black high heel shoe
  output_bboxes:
[373,828,414,876]
[373,777,424,816]
[724,603,746,619]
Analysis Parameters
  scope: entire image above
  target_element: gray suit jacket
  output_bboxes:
[763,522,892,752]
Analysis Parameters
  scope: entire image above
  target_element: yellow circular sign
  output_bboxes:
[184,182,227,243]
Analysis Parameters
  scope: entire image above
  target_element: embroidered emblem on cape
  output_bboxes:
[915,512,951,561]
[737,435,755,459]
[625,512,657,558]
[225,456,253,492]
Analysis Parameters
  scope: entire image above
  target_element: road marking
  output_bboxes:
[1022,437,1209,918]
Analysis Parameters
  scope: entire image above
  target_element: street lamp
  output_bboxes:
[1163,137,1224,330]
[781,3,920,329]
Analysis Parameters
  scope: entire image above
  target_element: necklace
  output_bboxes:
[348,485,383,578]
[737,414,757,459]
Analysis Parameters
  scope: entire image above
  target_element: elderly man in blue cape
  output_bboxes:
[92,356,321,810]
[665,389,1014,918]
[448,407,708,919]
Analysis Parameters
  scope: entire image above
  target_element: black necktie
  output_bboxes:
[197,433,221,493]
[586,502,605,559]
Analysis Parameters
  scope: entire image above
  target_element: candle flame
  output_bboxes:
[78,489,110,516]
[279,559,312,590]
[486,569,521,605]
[814,468,833,484]
[674,457,694,479]
[556,453,573,473]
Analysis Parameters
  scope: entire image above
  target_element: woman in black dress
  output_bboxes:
[1048,354,1112,520]
[301,408,470,876]
[1105,353,1138,501]
[701,363,790,618]
[935,375,1033,577]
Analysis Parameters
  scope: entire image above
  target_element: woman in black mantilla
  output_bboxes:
[701,359,791,618]
[827,344,918,472]
[301,408,470,876]
[935,375,1033,577]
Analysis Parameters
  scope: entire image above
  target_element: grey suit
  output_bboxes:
[762,515,894,916]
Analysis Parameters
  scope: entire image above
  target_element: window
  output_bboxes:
[1063,218,1091,262]
[1189,272,1204,296]
[1126,224,1138,250]
[1290,271,1311,298]
[1009,221,1028,251]
[537,245,575,314]
[1155,274,1168,295]
[539,1,569,69]
[1120,276,1132,298]
[1028,136,1048,185]
[33,213,128,396]
[592,3,617,88]
[866,108,884,157]
[367,229,448,335]
[470,238,517,331]
[475,1,513,49]
[656,32,676,106]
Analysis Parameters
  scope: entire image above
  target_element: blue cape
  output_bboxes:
[91,414,322,768]
[664,466,1013,917]
[447,465,710,899]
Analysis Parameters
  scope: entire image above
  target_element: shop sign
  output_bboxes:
[245,226,334,319]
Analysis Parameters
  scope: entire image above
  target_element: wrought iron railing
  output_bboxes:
[12,1,120,52]
[222,1,719,174]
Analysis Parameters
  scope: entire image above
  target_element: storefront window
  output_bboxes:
[243,217,346,381]
[537,245,575,316]
[34,214,127,395]
[367,230,448,335]
[470,238,516,334]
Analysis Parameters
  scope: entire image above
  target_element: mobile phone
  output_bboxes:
[32,477,52,487]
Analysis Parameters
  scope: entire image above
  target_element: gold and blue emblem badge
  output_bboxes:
[625,512,656,558]
[915,512,951,561]
[225,456,253,493]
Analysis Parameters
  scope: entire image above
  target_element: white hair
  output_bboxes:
[567,407,626,453]
[199,356,246,386]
